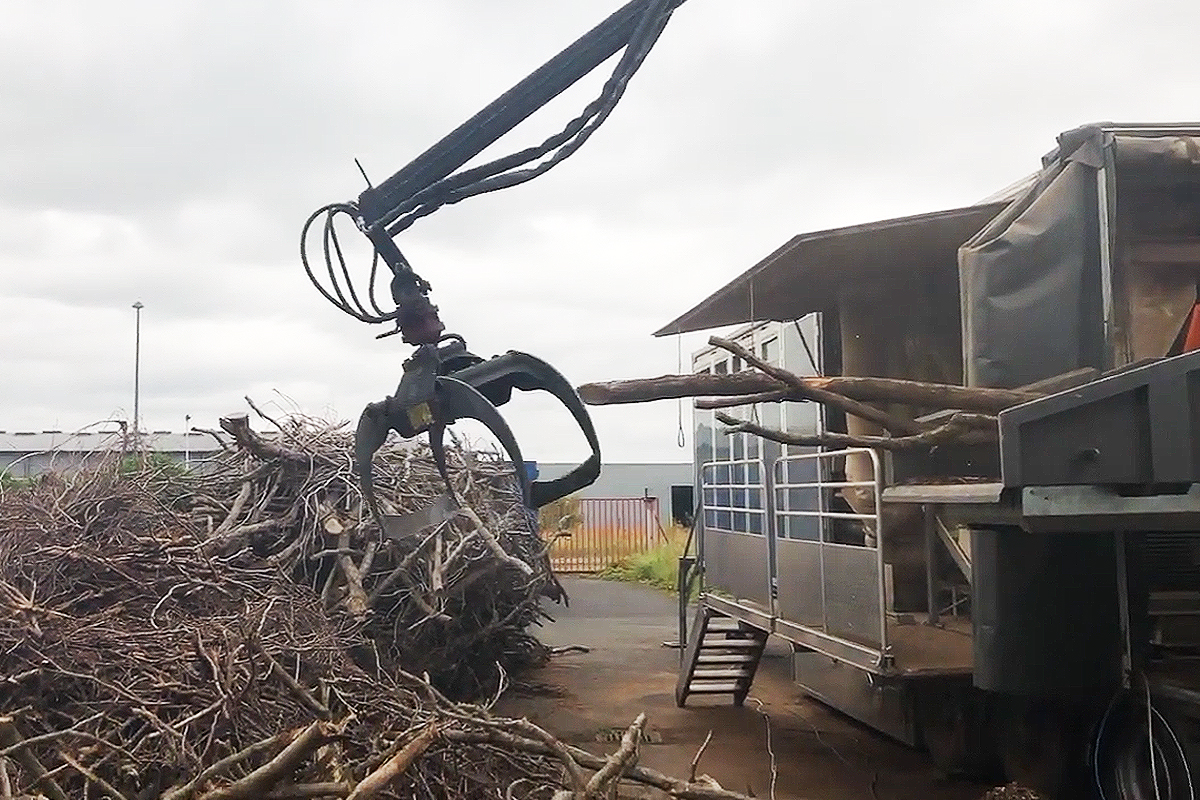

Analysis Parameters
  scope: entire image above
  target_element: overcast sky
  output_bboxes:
[4,0,1200,463]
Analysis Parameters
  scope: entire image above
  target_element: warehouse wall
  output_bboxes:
[534,461,693,528]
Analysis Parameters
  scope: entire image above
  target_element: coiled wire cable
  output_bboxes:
[301,0,680,325]
[1092,675,1194,800]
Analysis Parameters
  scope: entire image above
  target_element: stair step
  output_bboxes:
[706,620,743,632]
[677,605,768,709]
[699,638,761,649]
[704,630,758,640]
[695,653,756,666]
[686,682,743,694]
[692,668,752,680]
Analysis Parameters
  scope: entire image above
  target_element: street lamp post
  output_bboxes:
[132,301,143,442]
[184,414,191,467]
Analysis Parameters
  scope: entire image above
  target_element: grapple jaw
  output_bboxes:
[353,335,601,558]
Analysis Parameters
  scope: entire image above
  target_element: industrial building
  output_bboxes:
[0,430,218,479]
[535,461,692,528]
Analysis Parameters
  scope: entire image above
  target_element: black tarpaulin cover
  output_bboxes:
[960,124,1200,389]
[958,132,1106,389]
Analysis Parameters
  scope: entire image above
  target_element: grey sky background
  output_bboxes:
[4,0,1200,463]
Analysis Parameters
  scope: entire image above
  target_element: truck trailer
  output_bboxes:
[659,123,1200,799]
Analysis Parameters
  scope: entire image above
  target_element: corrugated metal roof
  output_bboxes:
[0,430,222,454]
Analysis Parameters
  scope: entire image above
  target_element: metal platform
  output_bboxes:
[999,348,1200,488]
[884,482,1200,533]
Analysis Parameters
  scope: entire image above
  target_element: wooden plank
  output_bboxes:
[692,668,753,680]
[882,482,1005,505]
[887,618,974,675]
[698,639,762,650]
[685,683,743,694]
[695,654,757,665]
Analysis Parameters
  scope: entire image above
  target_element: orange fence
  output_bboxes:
[545,497,665,573]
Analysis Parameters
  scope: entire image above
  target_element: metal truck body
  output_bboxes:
[668,123,1200,797]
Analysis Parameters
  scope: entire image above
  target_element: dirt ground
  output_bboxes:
[496,577,991,800]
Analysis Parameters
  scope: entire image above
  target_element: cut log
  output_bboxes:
[577,374,1041,414]
[219,414,309,464]
[708,336,925,435]
[715,411,998,451]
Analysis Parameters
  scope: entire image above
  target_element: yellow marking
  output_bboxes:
[407,402,433,429]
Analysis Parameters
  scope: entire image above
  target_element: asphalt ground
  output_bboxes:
[494,576,990,800]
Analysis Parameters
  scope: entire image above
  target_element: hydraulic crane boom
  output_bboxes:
[300,0,688,549]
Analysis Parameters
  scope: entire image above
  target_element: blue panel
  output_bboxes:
[785,515,820,541]
[715,427,731,461]
[786,456,819,484]
[794,516,821,541]
[789,486,820,512]
[694,416,714,467]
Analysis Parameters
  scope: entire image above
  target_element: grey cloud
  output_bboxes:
[8,0,1200,464]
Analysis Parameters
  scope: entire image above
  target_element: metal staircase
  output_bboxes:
[675,604,769,707]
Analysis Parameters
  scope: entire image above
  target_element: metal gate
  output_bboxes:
[772,447,890,669]
[698,458,772,614]
[547,497,664,573]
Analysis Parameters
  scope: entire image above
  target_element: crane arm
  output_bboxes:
[300,0,687,552]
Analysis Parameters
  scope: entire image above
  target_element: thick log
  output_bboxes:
[346,723,437,800]
[197,722,334,800]
[715,411,997,451]
[709,336,925,435]
[577,373,1040,414]
[219,414,308,463]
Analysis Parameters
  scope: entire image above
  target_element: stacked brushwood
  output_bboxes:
[0,402,757,800]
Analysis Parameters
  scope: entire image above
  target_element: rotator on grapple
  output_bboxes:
[300,1,686,553]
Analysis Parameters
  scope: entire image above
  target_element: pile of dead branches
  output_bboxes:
[0,404,756,800]
[191,406,565,702]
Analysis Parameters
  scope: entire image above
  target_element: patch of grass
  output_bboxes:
[599,524,698,596]
[0,473,34,492]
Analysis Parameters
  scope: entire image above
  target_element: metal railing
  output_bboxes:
[699,458,768,535]
[772,447,888,659]
[676,499,703,663]
[547,497,664,573]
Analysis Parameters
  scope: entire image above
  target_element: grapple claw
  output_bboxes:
[430,376,533,507]
[449,350,601,508]
[355,400,395,532]
[351,338,600,590]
